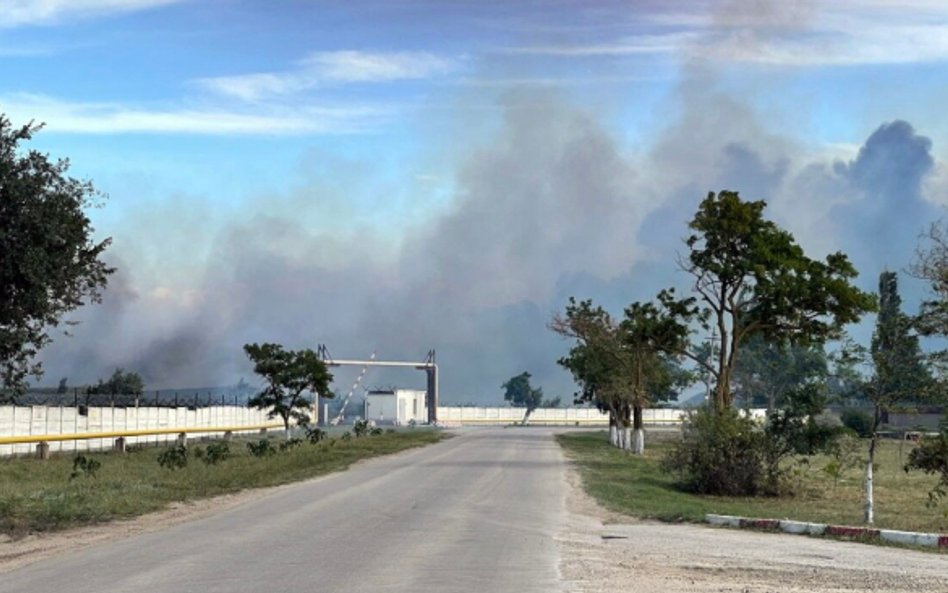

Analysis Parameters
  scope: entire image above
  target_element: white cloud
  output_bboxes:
[509,2,948,67]
[0,93,392,135]
[198,50,458,102]
[0,0,182,28]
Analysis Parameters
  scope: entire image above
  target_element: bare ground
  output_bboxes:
[557,469,948,592]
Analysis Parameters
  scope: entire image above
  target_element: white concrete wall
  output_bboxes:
[435,406,767,426]
[0,405,276,456]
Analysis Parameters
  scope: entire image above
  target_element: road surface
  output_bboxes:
[0,428,565,593]
[3,427,947,592]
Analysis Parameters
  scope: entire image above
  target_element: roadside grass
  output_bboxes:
[0,429,444,537]
[557,431,948,534]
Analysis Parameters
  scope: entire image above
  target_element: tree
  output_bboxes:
[89,368,144,404]
[244,343,333,438]
[551,297,691,453]
[860,271,932,523]
[911,220,948,378]
[551,299,627,446]
[502,371,543,423]
[731,335,828,412]
[661,191,875,411]
[0,117,113,397]
[620,300,694,453]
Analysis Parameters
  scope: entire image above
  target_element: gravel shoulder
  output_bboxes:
[557,468,948,592]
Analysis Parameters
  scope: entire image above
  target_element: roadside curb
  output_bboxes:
[705,514,948,549]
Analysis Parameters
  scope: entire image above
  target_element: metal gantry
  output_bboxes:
[317,346,439,424]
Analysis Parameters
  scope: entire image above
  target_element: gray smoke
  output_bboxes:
[34,7,946,402]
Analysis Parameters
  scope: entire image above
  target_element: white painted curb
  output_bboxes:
[878,529,941,547]
[705,514,947,548]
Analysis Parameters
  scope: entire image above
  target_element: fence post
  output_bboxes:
[36,441,50,460]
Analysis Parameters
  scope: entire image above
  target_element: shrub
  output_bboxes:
[370,427,383,436]
[247,439,277,457]
[353,420,370,438]
[904,428,948,505]
[69,454,101,480]
[663,407,765,496]
[203,441,231,465]
[760,385,842,494]
[279,438,303,452]
[822,433,863,488]
[157,445,189,470]
[666,387,842,496]
[840,408,874,438]
[305,427,327,444]
[341,431,352,442]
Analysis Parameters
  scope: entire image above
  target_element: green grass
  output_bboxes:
[0,429,445,537]
[557,431,948,534]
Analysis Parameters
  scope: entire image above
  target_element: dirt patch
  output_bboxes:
[0,481,299,574]
[557,467,948,592]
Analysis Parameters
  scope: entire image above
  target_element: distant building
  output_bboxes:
[364,389,428,425]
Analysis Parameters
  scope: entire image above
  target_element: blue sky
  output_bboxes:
[4,0,948,400]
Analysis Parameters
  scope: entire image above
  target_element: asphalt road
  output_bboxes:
[0,428,566,593]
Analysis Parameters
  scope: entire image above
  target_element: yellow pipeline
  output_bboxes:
[0,423,284,445]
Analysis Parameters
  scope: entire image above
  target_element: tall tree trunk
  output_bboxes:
[620,405,632,451]
[632,405,645,455]
[608,412,618,447]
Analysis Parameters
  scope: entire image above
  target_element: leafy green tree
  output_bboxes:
[861,271,932,523]
[244,343,333,438]
[620,300,694,453]
[731,335,828,412]
[0,117,113,398]
[660,191,875,412]
[89,368,144,403]
[502,371,543,423]
[552,297,691,453]
[551,299,627,446]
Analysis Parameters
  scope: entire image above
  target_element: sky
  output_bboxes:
[4,0,948,403]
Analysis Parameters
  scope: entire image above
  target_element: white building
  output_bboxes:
[364,389,428,425]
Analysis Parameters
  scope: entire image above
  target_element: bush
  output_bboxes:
[840,408,874,438]
[279,438,303,452]
[203,441,231,465]
[666,387,842,497]
[370,427,383,436]
[69,454,101,480]
[904,428,948,505]
[247,439,277,457]
[305,427,327,444]
[353,420,370,438]
[157,445,189,470]
[341,431,352,442]
[663,408,765,496]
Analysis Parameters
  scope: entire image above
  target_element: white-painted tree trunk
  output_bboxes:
[622,427,632,451]
[632,428,645,455]
[609,424,618,447]
[864,458,874,524]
